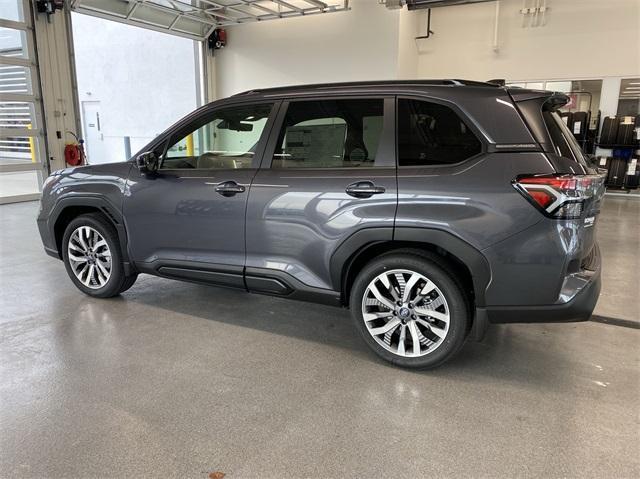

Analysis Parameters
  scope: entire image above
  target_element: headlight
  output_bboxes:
[42,173,59,190]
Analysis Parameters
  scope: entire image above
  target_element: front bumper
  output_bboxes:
[485,245,602,324]
[37,215,59,259]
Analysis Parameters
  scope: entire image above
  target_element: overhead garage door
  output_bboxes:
[70,0,350,40]
[0,0,47,204]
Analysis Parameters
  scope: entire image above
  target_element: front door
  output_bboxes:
[245,97,397,294]
[123,102,277,285]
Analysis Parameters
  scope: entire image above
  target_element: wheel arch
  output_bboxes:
[49,196,133,272]
[332,227,491,309]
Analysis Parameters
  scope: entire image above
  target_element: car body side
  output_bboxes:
[37,83,602,334]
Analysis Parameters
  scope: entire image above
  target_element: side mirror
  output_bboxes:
[136,151,159,173]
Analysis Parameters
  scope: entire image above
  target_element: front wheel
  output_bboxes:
[62,213,137,298]
[350,252,469,369]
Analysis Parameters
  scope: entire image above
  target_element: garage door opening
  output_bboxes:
[71,13,201,164]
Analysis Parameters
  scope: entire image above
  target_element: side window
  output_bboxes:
[272,99,384,169]
[161,103,272,170]
[397,99,482,167]
[543,110,588,167]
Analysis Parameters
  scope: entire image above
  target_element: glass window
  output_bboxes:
[0,134,38,165]
[0,65,32,95]
[0,0,26,22]
[0,101,37,128]
[162,104,272,170]
[543,110,588,167]
[272,99,384,169]
[617,78,640,116]
[0,27,28,59]
[397,99,481,166]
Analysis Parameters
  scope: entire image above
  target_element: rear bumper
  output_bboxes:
[486,245,602,324]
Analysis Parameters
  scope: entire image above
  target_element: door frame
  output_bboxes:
[259,95,397,170]
[81,100,103,164]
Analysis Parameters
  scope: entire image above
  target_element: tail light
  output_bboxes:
[513,174,605,219]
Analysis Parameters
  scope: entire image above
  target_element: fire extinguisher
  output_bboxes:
[64,132,86,167]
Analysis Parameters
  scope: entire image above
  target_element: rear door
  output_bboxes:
[245,97,397,294]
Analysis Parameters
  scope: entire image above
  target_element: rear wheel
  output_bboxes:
[62,213,137,298]
[350,252,469,369]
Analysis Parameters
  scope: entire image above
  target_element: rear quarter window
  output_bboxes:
[543,110,589,167]
[397,99,482,167]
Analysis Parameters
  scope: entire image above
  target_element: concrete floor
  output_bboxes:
[1,198,639,478]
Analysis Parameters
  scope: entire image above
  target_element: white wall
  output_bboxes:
[213,0,639,97]
[411,0,640,81]
[72,13,198,163]
[213,0,400,98]
[397,9,421,79]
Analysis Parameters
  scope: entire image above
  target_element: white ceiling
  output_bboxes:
[70,0,350,41]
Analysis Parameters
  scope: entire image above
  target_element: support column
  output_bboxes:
[204,45,218,103]
[32,4,81,172]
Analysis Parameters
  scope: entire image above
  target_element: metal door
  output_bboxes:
[81,101,105,164]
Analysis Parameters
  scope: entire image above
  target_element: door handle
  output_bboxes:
[345,181,386,198]
[214,180,246,197]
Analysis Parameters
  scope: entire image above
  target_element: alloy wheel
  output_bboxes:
[361,269,450,357]
[67,226,112,289]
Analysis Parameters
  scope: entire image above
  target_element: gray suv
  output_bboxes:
[37,80,605,369]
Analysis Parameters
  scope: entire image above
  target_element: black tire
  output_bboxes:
[62,213,137,298]
[118,274,139,294]
[349,251,469,369]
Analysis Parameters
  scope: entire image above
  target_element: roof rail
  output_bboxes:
[232,79,499,96]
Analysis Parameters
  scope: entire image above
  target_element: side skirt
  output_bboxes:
[135,261,342,307]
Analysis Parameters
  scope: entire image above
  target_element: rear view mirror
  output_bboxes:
[218,119,253,132]
[136,151,159,173]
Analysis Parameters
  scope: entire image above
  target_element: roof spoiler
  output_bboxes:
[507,89,573,166]
[507,88,570,111]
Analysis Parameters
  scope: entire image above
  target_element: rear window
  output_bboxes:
[543,110,588,166]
